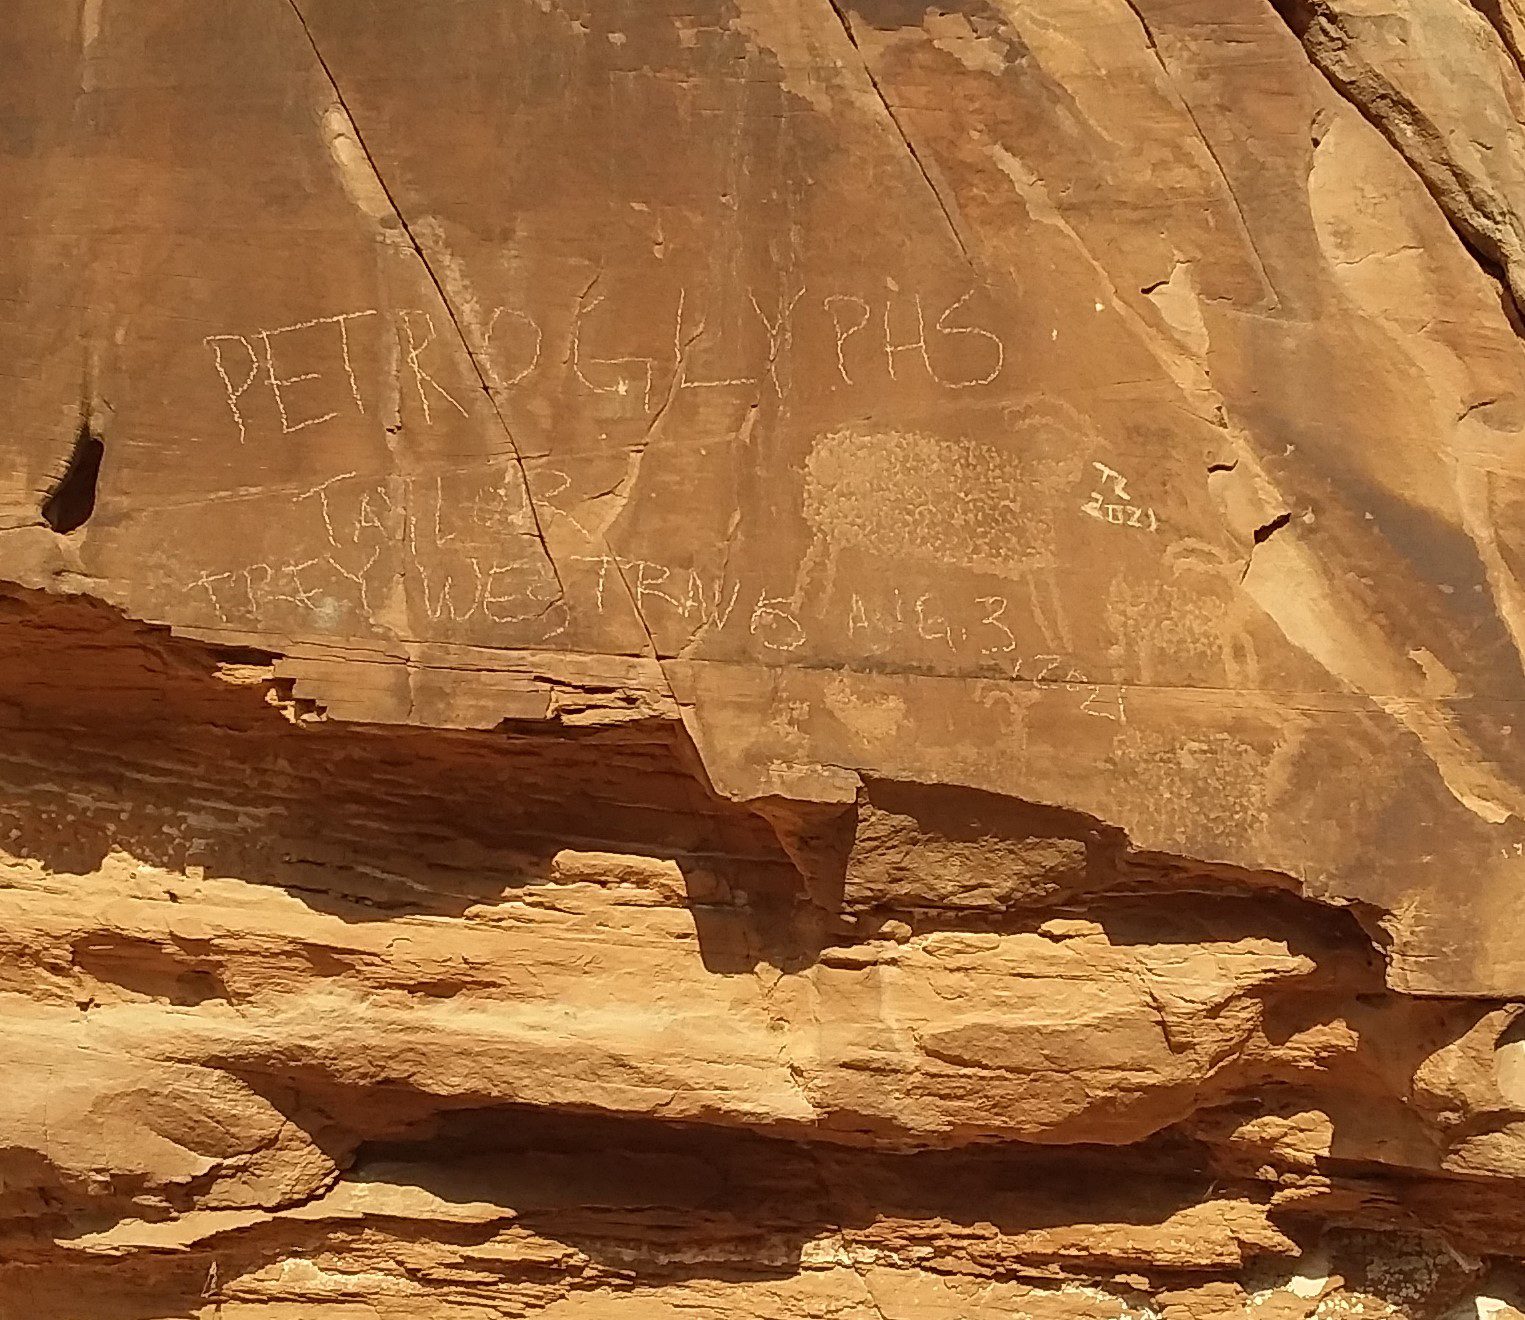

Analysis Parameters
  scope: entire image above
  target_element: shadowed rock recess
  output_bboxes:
[13,1,1525,1317]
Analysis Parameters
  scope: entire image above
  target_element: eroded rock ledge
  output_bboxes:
[1,587,1524,1319]
[11,0,1525,1314]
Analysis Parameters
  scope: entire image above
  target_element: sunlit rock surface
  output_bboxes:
[6,1,1525,1316]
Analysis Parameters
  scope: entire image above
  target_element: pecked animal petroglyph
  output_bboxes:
[801,408,1089,645]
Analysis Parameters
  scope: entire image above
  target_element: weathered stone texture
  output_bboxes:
[7,0,1525,1316]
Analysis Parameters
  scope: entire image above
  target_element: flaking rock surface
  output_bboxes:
[7,1,1525,1316]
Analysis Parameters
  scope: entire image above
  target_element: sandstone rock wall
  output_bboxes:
[7,1,1525,1316]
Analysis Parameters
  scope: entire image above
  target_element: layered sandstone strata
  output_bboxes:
[7,0,1525,1316]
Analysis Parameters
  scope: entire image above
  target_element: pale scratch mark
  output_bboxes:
[643,288,706,440]
[396,310,469,423]
[749,287,805,396]
[204,335,259,444]
[484,305,542,388]
[79,0,104,93]
[824,294,871,385]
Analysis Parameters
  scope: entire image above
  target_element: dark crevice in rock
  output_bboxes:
[1252,511,1292,545]
[40,425,104,534]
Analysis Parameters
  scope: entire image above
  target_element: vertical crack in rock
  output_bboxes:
[611,553,665,664]
[844,1251,892,1320]
[824,0,977,271]
[1119,0,1280,311]
[282,0,566,601]
[284,0,687,685]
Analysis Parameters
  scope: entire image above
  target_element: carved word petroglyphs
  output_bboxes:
[205,311,378,444]
[203,283,1007,443]
[1082,461,1158,532]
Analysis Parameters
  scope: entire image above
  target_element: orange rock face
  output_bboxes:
[6,1,1525,1316]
